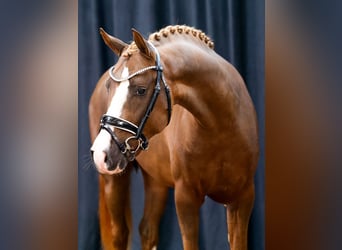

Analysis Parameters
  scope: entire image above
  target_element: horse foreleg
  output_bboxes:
[226,182,255,250]
[99,175,114,250]
[99,168,132,250]
[174,181,204,250]
[139,169,168,250]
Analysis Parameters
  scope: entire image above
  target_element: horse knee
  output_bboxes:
[110,222,129,249]
[139,219,158,249]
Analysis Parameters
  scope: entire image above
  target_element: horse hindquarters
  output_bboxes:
[98,172,132,250]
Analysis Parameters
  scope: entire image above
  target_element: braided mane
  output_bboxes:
[124,25,214,56]
[149,25,214,49]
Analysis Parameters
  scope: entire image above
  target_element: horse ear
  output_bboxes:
[132,28,152,58]
[99,28,127,56]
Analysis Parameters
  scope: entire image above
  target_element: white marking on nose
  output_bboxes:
[151,246,157,250]
[91,130,110,163]
[91,67,130,168]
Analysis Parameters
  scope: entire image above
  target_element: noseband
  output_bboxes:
[100,42,172,161]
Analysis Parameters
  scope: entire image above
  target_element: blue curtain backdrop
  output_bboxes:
[78,0,264,249]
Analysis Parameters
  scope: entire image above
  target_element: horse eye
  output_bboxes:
[136,87,147,96]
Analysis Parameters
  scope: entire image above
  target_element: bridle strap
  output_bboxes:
[100,124,126,152]
[109,65,157,82]
[163,74,172,123]
[149,42,172,124]
[100,115,148,150]
[135,41,172,139]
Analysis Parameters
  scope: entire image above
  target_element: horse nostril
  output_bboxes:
[90,150,94,161]
[104,153,108,163]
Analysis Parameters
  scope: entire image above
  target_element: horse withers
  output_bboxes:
[89,25,259,250]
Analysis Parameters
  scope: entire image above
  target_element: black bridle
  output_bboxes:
[100,41,172,161]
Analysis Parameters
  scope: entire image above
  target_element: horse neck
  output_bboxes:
[159,41,239,129]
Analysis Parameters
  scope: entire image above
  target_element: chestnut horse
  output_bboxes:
[89,25,259,250]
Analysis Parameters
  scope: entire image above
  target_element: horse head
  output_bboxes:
[91,28,171,175]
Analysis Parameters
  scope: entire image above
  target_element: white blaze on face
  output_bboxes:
[106,66,130,118]
[91,67,130,170]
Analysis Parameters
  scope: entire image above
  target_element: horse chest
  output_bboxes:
[169,141,249,197]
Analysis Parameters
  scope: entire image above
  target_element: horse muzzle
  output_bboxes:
[91,146,129,175]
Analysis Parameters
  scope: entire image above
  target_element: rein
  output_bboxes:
[100,41,172,161]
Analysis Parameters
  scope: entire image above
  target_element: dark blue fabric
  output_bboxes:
[78,0,264,249]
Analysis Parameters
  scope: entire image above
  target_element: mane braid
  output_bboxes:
[148,25,214,49]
